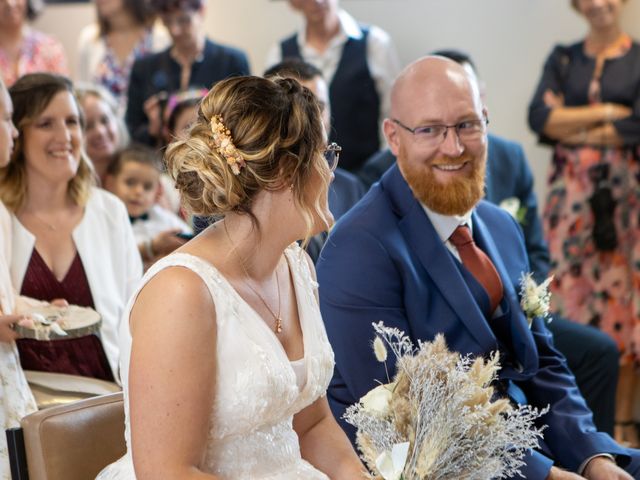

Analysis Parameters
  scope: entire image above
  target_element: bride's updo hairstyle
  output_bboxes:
[165,75,330,243]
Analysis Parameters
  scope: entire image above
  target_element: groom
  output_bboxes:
[316,56,640,480]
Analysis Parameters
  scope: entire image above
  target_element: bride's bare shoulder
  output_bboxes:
[129,263,217,338]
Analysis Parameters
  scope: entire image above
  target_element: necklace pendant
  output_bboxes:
[274,317,283,334]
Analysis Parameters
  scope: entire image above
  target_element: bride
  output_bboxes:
[98,75,365,479]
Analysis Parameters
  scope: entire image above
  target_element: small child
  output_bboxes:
[105,144,192,268]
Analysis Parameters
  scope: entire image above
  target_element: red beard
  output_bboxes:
[398,147,486,216]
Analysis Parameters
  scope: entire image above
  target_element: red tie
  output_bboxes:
[449,225,504,313]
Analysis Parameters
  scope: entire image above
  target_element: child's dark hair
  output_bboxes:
[167,99,200,135]
[264,58,323,82]
[107,144,164,177]
[164,89,207,135]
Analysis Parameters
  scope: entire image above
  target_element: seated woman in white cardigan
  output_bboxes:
[0,73,142,383]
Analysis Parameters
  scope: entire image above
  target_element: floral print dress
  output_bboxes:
[92,30,156,115]
[0,28,68,87]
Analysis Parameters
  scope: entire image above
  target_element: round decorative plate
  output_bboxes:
[16,305,102,341]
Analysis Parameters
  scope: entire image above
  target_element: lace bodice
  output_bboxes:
[97,244,334,479]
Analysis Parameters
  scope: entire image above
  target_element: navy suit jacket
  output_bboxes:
[126,38,250,145]
[317,164,627,479]
[306,168,366,263]
[329,168,366,220]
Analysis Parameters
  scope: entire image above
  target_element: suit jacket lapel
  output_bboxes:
[472,212,539,375]
[382,167,497,351]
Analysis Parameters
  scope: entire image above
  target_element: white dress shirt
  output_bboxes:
[421,203,473,262]
[131,204,191,245]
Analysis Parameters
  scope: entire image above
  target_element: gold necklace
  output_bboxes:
[224,221,283,334]
[240,262,283,334]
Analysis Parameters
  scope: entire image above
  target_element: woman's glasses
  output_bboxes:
[324,142,342,172]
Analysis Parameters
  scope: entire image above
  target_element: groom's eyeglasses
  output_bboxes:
[392,117,489,146]
[324,142,342,172]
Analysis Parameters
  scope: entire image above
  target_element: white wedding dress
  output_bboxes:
[97,244,334,479]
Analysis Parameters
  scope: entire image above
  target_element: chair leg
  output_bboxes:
[6,427,29,479]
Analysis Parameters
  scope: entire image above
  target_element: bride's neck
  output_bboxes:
[221,216,289,282]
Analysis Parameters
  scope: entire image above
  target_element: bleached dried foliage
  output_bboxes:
[344,322,549,480]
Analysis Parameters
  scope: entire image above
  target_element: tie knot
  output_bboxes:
[449,225,473,247]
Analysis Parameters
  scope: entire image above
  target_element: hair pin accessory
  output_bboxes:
[210,115,245,175]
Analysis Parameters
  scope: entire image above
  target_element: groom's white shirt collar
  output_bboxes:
[420,203,473,261]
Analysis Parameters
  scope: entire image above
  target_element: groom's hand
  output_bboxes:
[583,456,632,480]
[545,466,584,480]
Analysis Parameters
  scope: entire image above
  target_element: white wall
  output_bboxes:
[35,0,640,205]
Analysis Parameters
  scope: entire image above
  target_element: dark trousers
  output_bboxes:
[547,316,619,435]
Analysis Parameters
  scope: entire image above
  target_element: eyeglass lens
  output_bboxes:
[324,143,341,171]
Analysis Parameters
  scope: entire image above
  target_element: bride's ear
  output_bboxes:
[273,160,295,192]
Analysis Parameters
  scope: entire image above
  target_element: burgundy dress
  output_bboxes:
[18,249,114,381]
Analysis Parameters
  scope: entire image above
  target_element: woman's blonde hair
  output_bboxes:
[0,73,96,211]
[165,75,331,245]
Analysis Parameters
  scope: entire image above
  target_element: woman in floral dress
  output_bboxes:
[528,0,640,447]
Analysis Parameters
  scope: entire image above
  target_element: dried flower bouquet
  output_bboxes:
[344,322,549,480]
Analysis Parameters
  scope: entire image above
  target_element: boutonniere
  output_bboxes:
[499,197,527,225]
[519,272,553,328]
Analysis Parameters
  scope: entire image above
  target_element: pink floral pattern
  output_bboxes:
[0,29,68,87]
[544,144,640,363]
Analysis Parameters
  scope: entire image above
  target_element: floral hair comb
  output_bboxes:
[210,115,245,175]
